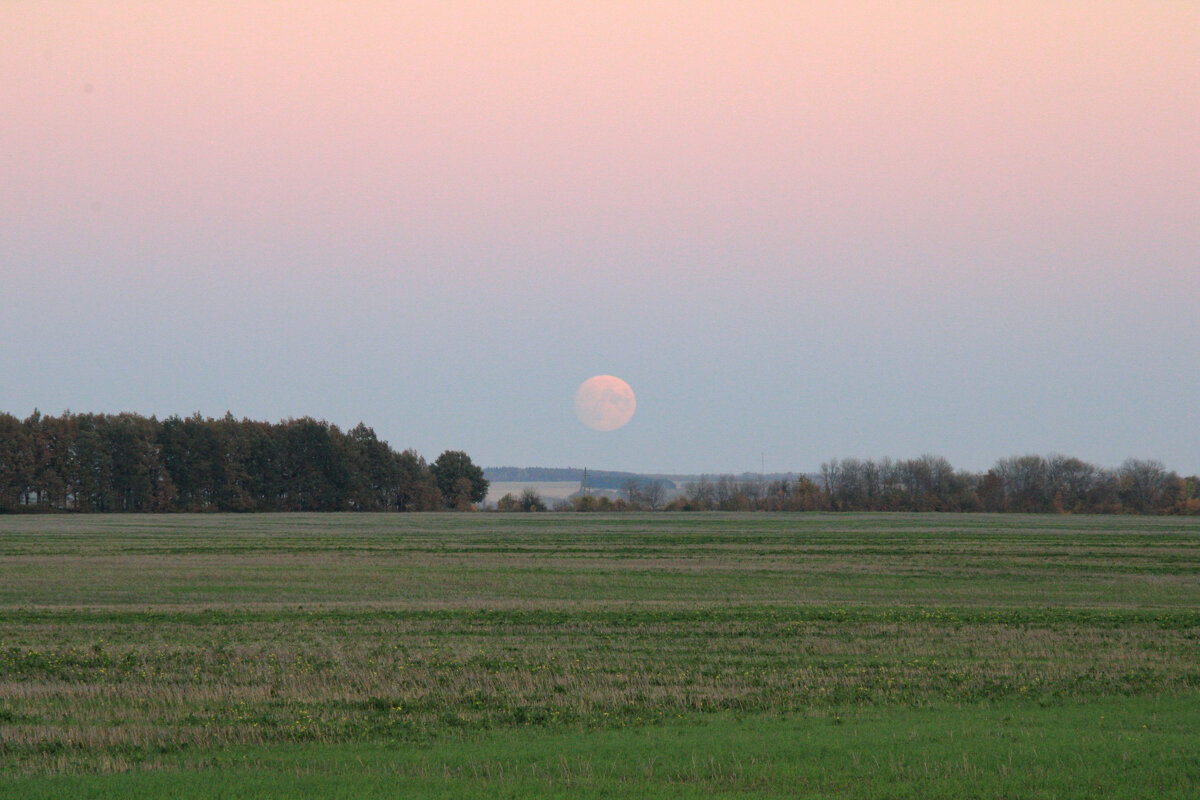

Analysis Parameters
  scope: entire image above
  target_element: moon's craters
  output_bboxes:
[574,375,636,431]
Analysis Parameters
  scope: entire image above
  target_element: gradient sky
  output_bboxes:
[3,2,1197,474]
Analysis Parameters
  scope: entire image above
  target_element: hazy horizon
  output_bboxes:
[4,2,1196,475]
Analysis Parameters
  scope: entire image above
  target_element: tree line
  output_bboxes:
[0,411,487,513]
[3,411,1195,515]
[505,454,1200,515]
[811,455,1198,514]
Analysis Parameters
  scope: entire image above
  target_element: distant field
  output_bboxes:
[484,481,581,505]
[2,513,1199,798]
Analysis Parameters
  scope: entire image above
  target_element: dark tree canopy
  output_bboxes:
[0,410,453,513]
[430,450,488,509]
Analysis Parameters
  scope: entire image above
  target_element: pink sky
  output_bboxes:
[2,2,1197,471]
[8,3,1195,243]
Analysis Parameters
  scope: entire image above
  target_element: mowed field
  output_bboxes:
[1,513,1198,799]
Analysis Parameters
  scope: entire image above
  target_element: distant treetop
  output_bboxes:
[0,410,486,513]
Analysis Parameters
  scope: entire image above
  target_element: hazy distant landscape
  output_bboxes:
[485,480,582,505]
[484,456,1198,515]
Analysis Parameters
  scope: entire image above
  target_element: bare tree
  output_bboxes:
[1119,459,1170,512]
[622,478,643,508]
[1046,454,1097,511]
[686,478,715,510]
[992,455,1051,512]
[641,481,665,510]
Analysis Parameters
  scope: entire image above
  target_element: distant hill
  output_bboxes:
[484,467,676,491]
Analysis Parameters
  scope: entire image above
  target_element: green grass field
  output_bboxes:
[2,513,1198,798]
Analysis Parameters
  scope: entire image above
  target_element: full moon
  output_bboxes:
[574,375,636,431]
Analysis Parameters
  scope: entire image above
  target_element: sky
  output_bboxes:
[2,1,1197,475]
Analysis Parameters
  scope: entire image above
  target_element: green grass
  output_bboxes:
[4,698,1197,799]
[2,512,1199,797]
